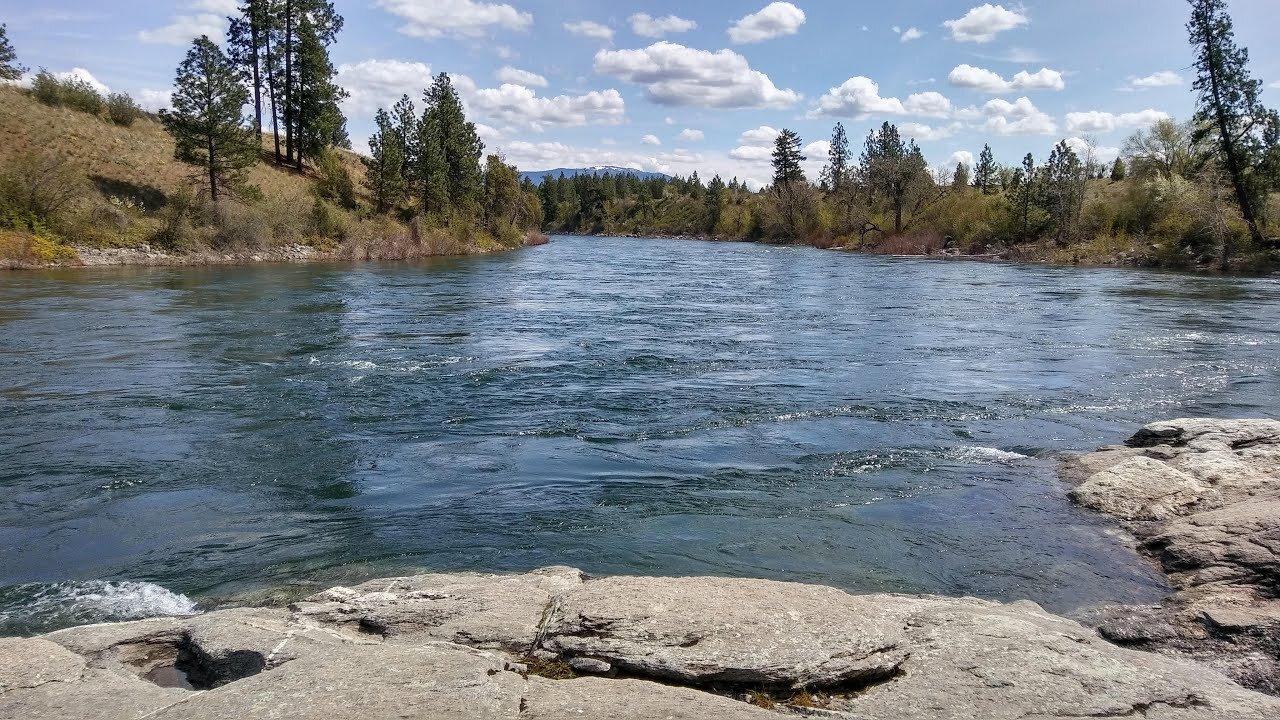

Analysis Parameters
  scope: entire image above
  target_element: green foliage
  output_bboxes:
[0,23,26,81]
[106,92,141,126]
[974,144,998,194]
[820,122,850,193]
[415,73,484,217]
[1110,158,1127,182]
[161,36,260,203]
[31,69,104,114]
[952,163,971,188]
[771,129,806,187]
[314,148,356,208]
[363,108,408,213]
[0,151,84,230]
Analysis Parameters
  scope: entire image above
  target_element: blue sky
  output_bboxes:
[5,1,1280,188]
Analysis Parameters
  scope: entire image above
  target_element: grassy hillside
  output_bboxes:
[0,85,539,267]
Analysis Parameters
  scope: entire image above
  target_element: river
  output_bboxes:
[2,237,1278,633]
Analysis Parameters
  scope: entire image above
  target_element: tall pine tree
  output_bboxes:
[1187,0,1273,251]
[160,36,260,203]
[974,144,997,194]
[363,109,407,213]
[820,122,850,193]
[416,74,484,217]
[771,129,806,187]
[294,15,348,170]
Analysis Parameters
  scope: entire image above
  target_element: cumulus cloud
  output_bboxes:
[376,0,532,39]
[1065,109,1170,133]
[981,96,1057,135]
[948,150,975,168]
[337,59,433,116]
[729,125,781,161]
[629,13,696,38]
[948,64,1064,93]
[728,2,806,44]
[138,12,225,45]
[901,121,962,141]
[944,3,1029,43]
[677,128,705,142]
[1125,71,1183,90]
[136,88,173,112]
[899,27,924,42]
[594,42,800,109]
[810,78,953,119]
[565,20,614,41]
[469,85,625,129]
[1065,137,1121,165]
[495,66,547,87]
[53,68,110,95]
[641,134,661,145]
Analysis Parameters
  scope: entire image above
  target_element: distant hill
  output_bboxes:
[519,166,672,185]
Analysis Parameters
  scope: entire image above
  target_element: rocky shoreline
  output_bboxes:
[1065,418,1280,695]
[4,418,1279,719]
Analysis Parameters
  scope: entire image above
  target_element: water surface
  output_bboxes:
[2,237,1278,632]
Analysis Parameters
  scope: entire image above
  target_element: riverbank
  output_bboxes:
[1064,418,1280,695]
[5,565,1278,719]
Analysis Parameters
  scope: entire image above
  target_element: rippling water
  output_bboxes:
[2,237,1278,633]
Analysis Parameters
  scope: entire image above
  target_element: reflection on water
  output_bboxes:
[1,237,1278,632]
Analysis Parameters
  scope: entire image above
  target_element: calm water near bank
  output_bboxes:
[2,237,1278,633]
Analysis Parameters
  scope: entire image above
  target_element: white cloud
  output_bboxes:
[729,145,773,161]
[594,42,800,109]
[1271,81,1280,90]
[191,0,237,11]
[728,2,806,44]
[641,134,661,145]
[944,4,1029,43]
[629,13,696,38]
[948,64,1064,93]
[948,150,975,168]
[902,121,962,141]
[1065,109,1169,133]
[903,91,952,117]
[136,88,173,112]
[739,125,781,146]
[376,0,532,39]
[899,27,924,43]
[677,128,705,142]
[495,66,547,87]
[565,20,614,42]
[470,84,625,129]
[982,96,1057,135]
[1065,137,1121,165]
[337,59,432,117]
[803,140,830,157]
[53,68,110,95]
[810,76,905,117]
[1126,71,1183,90]
[138,13,225,45]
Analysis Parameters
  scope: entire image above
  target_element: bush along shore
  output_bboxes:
[2,418,1279,719]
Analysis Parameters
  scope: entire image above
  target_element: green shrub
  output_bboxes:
[29,68,103,114]
[314,149,356,208]
[212,202,271,250]
[105,92,141,126]
[152,187,199,251]
[307,198,345,239]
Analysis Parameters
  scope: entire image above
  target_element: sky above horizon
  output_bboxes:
[5,1,1280,189]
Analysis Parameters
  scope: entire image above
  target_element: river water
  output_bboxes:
[2,237,1278,633]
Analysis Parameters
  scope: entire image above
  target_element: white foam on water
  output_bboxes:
[0,581,198,632]
[946,446,1031,464]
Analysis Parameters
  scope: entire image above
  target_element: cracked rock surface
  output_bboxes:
[1066,418,1280,695]
[3,564,1280,718]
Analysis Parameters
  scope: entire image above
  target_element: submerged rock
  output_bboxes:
[1067,418,1280,694]
[5,564,1280,718]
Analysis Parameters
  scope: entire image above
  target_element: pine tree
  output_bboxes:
[418,73,484,216]
[1187,0,1272,251]
[363,109,407,213]
[160,36,260,204]
[820,122,850,193]
[974,144,997,194]
[1110,158,1127,181]
[294,15,348,169]
[391,94,417,186]
[865,122,930,233]
[952,162,971,188]
[706,174,725,234]
[771,129,806,187]
[1012,153,1039,240]
[0,23,25,81]
[1044,141,1086,245]
[227,1,267,134]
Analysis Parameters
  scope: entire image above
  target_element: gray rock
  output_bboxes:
[567,656,612,674]
[540,574,916,690]
[522,676,780,719]
[294,565,583,653]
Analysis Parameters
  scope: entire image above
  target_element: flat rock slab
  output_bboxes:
[541,574,916,690]
[295,565,583,653]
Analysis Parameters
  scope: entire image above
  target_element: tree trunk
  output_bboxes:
[264,14,280,163]
[249,1,262,135]
[296,51,306,171]
[1205,31,1265,260]
[283,0,294,164]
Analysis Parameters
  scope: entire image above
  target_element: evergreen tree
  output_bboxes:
[820,122,850,193]
[0,23,25,81]
[160,36,260,204]
[1012,153,1039,240]
[482,154,524,232]
[363,108,407,213]
[952,162,971,188]
[1187,0,1272,250]
[865,122,931,233]
[226,1,267,134]
[391,94,417,186]
[706,174,725,234]
[418,73,484,216]
[1044,141,1086,245]
[973,144,997,194]
[1110,157,1127,181]
[771,129,806,187]
[294,15,348,169]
